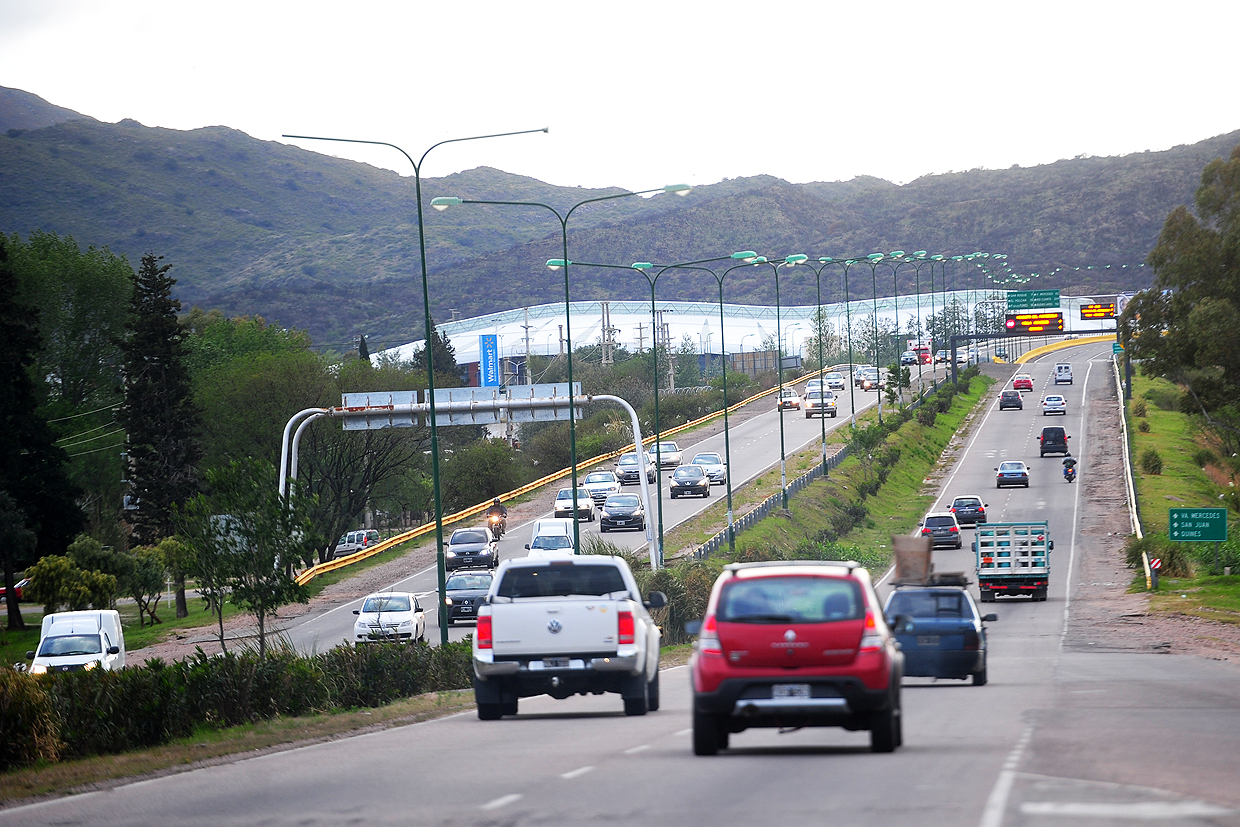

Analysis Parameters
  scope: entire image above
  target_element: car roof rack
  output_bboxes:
[724,560,861,574]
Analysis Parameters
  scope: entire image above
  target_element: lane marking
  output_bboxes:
[623,744,651,755]
[1020,801,1236,818]
[560,766,594,779]
[481,793,522,811]
[979,726,1034,827]
[675,728,692,736]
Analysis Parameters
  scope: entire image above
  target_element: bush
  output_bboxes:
[1191,448,1216,468]
[1132,399,1148,417]
[916,406,938,427]
[1138,420,1151,433]
[1123,534,1194,577]
[0,670,61,770]
[1142,385,1179,411]
[1139,448,1163,474]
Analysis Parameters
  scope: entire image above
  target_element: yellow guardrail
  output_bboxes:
[294,369,827,585]
[1013,334,1116,364]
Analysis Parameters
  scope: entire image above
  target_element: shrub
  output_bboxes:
[1132,399,1148,417]
[0,670,61,770]
[1142,385,1179,411]
[1123,534,1193,577]
[50,658,192,757]
[1139,448,1163,474]
[1138,420,1151,433]
[1191,448,1216,468]
[916,406,938,427]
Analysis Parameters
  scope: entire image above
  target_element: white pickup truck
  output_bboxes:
[472,555,666,719]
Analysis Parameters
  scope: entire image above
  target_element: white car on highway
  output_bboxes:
[353,592,426,644]
[582,470,621,505]
[690,452,727,484]
[1041,394,1067,415]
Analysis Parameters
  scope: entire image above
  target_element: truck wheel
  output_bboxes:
[692,708,724,755]
[972,663,988,686]
[477,703,503,720]
[623,673,649,716]
[647,671,660,712]
[979,590,993,603]
[502,699,518,716]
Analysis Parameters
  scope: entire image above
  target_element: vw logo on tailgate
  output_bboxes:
[547,619,562,634]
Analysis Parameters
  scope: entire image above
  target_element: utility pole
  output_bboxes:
[601,301,614,367]
[558,324,565,356]
[522,307,532,385]
[637,323,645,352]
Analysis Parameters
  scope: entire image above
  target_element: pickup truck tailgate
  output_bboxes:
[491,601,620,658]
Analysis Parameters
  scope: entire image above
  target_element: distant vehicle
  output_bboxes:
[999,389,1023,410]
[955,351,969,364]
[0,577,30,604]
[824,371,846,390]
[860,369,884,392]
[995,347,1008,360]
[670,464,711,498]
[687,560,904,754]
[554,487,595,521]
[804,390,838,419]
[331,529,381,561]
[975,521,1053,602]
[444,572,493,626]
[1054,363,1074,384]
[776,389,802,410]
[884,584,996,685]
[805,378,823,395]
[600,493,646,532]
[1041,394,1067,416]
[445,526,497,571]
[1012,374,1034,391]
[690,452,727,484]
[525,534,575,558]
[913,344,932,364]
[1039,426,1071,456]
[353,592,426,643]
[854,365,877,387]
[949,495,988,526]
[920,512,963,549]
[654,441,683,468]
[995,461,1031,488]
[582,470,621,505]
[615,452,656,485]
[900,351,918,366]
[934,350,948,364]
[26,610,126,675]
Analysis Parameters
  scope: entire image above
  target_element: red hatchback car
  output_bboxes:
[1012,374,1034,391]
[688,561,904,755]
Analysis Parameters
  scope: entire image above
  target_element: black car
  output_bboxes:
[884,585,997,685]
[949,495,988,526]
[669,465,710,498]
[1039,426,1071,456]
[444,571,493,626]
[445,527,497,571]
[615,452,655,485]
[600,493,646,532]
[999,389,1023,410]
[920,512,962,548]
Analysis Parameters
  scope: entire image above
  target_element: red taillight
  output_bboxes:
[477,614,492,649]
[921,528,931,536]
[950,526,959,533]
[618,610,635,645]
[977,506,985,514]
[950,507,956,512]
[859,610,883,652]
[699,615,722,655]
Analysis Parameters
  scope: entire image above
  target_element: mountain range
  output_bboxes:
[3,84,1236,350]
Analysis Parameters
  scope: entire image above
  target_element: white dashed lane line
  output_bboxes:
[561,766,594,779]
[481,793,522,811]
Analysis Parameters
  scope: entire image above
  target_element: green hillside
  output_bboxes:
[2,86,1237,348]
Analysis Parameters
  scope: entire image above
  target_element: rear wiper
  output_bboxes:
[731,614,795,623]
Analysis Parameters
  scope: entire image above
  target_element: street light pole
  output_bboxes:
[283,127,546,646]
[430,185,690,555]
[754,256,793,508]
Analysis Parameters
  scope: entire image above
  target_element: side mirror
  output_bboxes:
[524,544,531,550]
[887,614,913,634]
[25,650,34,660]
[644,591,668,610]
[107,645,120,655]
[1048,540,1055,551]
[972,542,978,552]
[352,610,360,615]
[994,467,999,471]
[982,613,999,622]
[684,619,703,636]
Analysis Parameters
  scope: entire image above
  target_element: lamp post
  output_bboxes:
[283,126,546,646]
[814,257,863,428]
[879,251,916,407]
[862,252,887,424]
[753,256,795,508]
[927,254,945,387]
[430,184,690,555]
[794,255,852,472]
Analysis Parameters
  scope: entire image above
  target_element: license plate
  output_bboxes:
[543,657,569,668]
[616,519,627,525]
[459,607,472,613]
[917,636,940,646]
[772,683,811,699]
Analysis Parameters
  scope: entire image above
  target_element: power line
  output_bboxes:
[45,402,119,423]
[59,428,126,449]
[56,421,118,443]
[67,441,126,458]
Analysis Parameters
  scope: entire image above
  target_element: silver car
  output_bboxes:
[824,372,846,391]
[690,452,727,484]
[582,470,621,504]
[654,441,683,468]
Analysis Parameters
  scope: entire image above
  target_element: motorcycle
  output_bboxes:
[1063,462,1077,483]
[488,512,506,539]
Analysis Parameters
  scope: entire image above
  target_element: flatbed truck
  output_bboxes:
[973,521,1054,602]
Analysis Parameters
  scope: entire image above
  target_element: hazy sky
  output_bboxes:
[2,0,1236,191]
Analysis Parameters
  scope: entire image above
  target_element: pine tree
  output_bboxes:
[116,254,201,617]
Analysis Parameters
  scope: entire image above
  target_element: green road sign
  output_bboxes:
[1007,289,1061,311]
[1113,342,1124,354]
[1169,508,1228,542]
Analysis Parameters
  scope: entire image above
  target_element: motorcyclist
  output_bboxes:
[486,498,508,536]
[1062,455,1078,480]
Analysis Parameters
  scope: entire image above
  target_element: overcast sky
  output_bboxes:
[2,0,1236,192]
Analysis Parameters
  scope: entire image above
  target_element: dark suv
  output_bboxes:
[999,390,1023,410]
[1039,426,1071,456]
[949,496,988,526]
[688,561,904,755]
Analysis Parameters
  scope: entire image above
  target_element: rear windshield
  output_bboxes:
[450,530,489,544]
[887,590,970,619]
[496,564,629,599]
[925,516,956,527]
[718,576,862,623]
[37,634,102,657]
[362,595,411,613]
[953,498,981,508]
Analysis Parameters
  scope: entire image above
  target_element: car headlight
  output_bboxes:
[398,619,414,628]
[30,663,47,675]
[83,661,97,671]
[445,551,456,557]
[444,597,453,605]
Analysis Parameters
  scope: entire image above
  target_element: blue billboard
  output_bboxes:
[479,334,500,387]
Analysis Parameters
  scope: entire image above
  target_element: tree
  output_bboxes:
[23,555,117,614]
[115,254,202,617]
[0,491,36,631]
[0,237,85,624]
[123,544,167,628]
[408,319,461,387]
[175,496,235,653]
[441,440,525,511]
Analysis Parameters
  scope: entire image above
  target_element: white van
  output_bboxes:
[525,517,575,558]
[1054,363,1073,385]
[27,610,126,675]
[331,529,381,560]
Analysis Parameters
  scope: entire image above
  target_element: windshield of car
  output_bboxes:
[657,442,679,452]
[618,454,638,466]
[38,634,103,657]
[826,373,842,380]
[998,462,1025,471]
[925,516,956,528]
[450,529,489,544]
[718,576,862,623]
[585,473,613,484]
[496,564,628,599]
[606,495,640,508]
[361,595,411,613]
[446,574,492,591]
[693,454,722,465]
[674,466,704,478]
[555,489,582,500]
[780,389,796,397]
[531,535,572,549]
[887,590,968,618]
[1045,396,1064,403]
